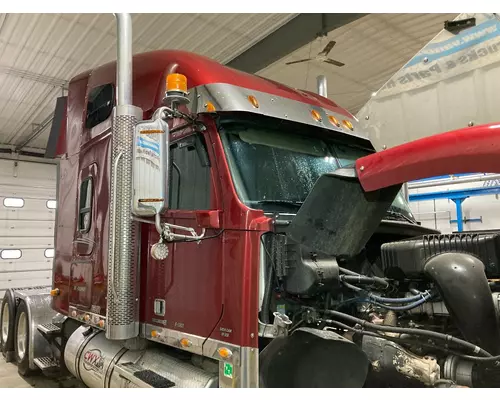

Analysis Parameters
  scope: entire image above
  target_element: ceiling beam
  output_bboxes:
[226,13,367,74]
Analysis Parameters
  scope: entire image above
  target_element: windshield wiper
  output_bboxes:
[252,200,304,207]
[385,209,415,224]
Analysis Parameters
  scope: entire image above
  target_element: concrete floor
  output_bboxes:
[0,356,84,388]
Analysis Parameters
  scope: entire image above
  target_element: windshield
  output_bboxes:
[219,119,416,222]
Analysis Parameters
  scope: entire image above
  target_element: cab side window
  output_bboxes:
[85,84,114,129]
[78,177,93,233]
[169,135,211,210]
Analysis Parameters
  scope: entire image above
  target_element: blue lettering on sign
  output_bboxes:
[406,17,500,67]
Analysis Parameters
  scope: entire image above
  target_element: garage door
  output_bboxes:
[0,159,57,298]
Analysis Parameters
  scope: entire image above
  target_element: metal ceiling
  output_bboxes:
[0,13,459,153]
[258,13,459,115]
[0,13,296,152]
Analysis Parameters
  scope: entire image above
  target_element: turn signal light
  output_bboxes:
[217,347,233,359]
[180,338,192,348]
[311,109,322,122]
[98,320,105,329]
[342,119,354,131]
[166,73,188,94]
[50,288,60,297]
[151,330,158,338]
[247,95,259,108]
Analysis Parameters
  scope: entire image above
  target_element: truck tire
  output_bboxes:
[1,290,17,362]
[14,301,35,376]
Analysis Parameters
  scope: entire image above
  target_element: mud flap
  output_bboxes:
[259,327,369,388]
[287,169,401,257]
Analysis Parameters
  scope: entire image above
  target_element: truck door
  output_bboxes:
[146,132,223,339]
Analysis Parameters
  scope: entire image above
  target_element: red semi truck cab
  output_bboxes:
[3,46,500,388]
[49,50,418,386]
[51,51,381,335]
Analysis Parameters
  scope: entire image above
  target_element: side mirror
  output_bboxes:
[132,116,170,216]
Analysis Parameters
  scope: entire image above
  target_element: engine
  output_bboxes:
[258,230,500,388]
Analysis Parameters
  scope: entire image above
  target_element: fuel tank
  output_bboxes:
[64,325,218,388]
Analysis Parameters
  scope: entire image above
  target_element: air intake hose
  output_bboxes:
[424,253,500,355]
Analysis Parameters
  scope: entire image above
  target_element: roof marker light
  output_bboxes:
[247,95,259,108]
[311,109,322,122]
[342,120,354,131]
[328,115,340,127]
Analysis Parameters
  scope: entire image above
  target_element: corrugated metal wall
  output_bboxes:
[0,159,56,297]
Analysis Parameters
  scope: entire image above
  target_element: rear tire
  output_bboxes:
[14,301,34,376]
[1,291,17,362]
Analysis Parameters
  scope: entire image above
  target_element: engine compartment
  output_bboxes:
[258,226,500,388]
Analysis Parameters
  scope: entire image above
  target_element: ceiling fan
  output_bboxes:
[285,40,345,67]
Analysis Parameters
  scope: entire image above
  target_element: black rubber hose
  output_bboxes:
[368,291,432,304]
[324,309,492,357]
[364,296,430,311]
[339,267,389,289]
[341,275,386,285]
[341,278,433,304]
[325,319,500,365]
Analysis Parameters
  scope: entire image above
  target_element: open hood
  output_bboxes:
[287,168,401,257]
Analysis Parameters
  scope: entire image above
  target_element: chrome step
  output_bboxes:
[37,322,61,335]
[34,356,59,372]
[115,362,175,388]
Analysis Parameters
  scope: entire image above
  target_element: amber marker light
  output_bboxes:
[205,102,216,112]
[180,338,192,348]
[217,347,233,359]
[328,115,340,127]
[166,73,188,94]
[247,95,259,108]
[343,119,354,131]
[311,109,322,122]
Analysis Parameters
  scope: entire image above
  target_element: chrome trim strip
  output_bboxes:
[187,83,369,141]
[143,323,241,366]
[144,323,204,356]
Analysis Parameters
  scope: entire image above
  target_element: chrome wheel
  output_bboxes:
[1,302,8,343]
[16,311,27,360]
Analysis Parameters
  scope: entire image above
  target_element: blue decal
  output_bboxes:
[136,137,160,154]
[405,17,500,67]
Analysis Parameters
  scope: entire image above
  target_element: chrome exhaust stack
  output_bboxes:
[316,75,328,98]
[106,13,143,340]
